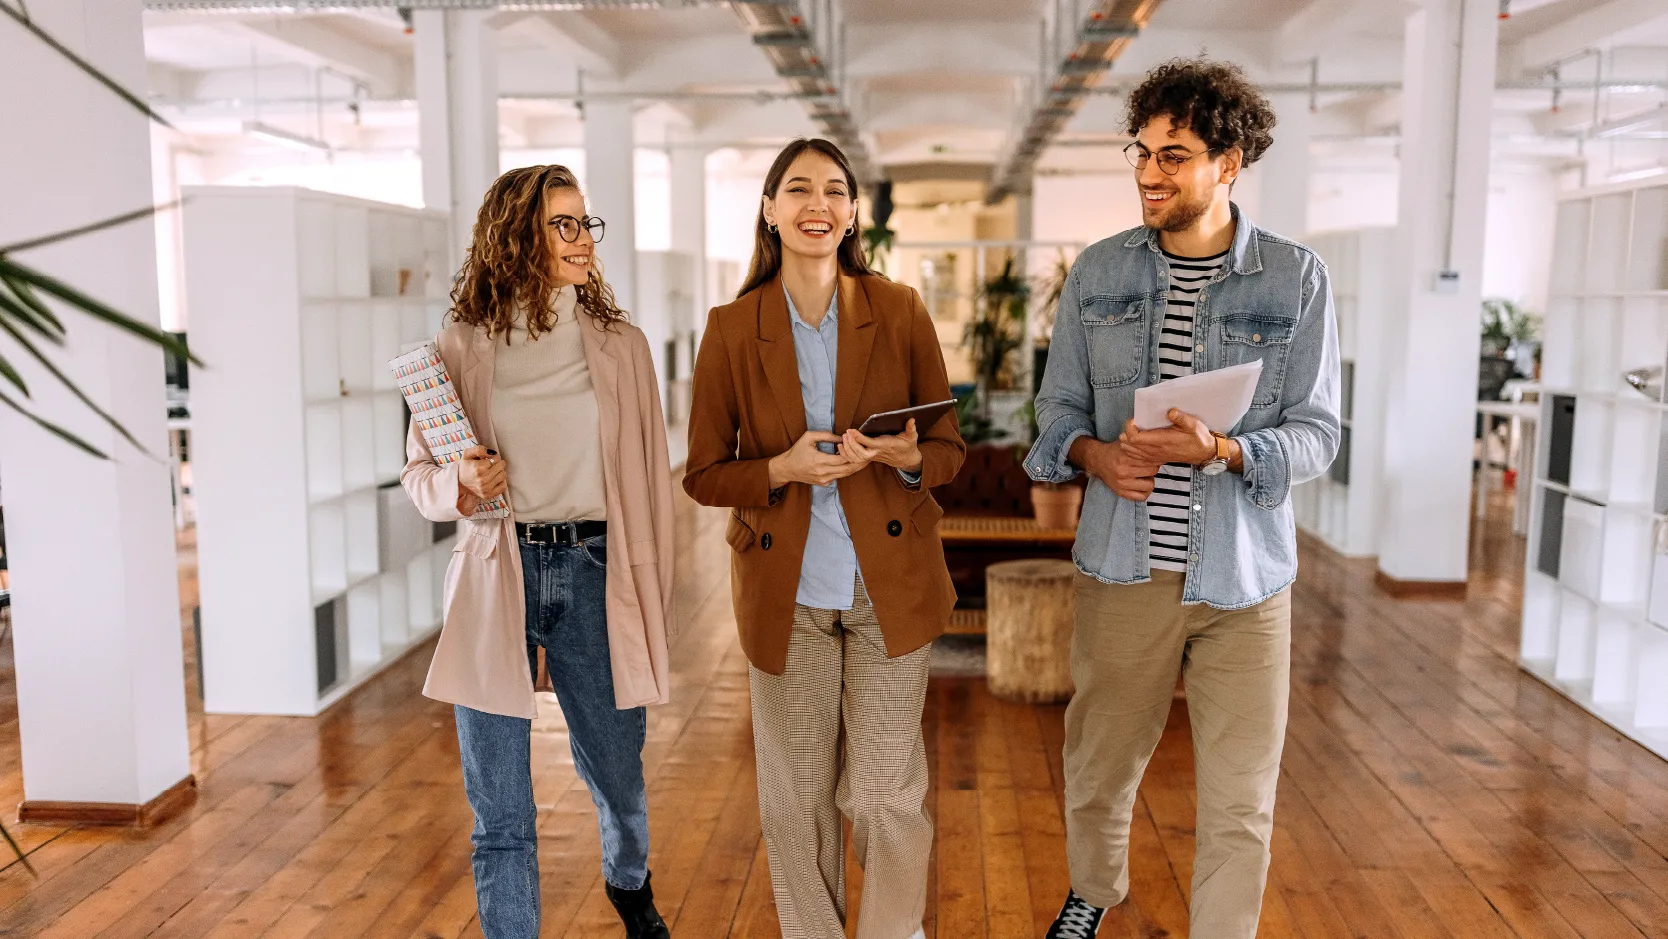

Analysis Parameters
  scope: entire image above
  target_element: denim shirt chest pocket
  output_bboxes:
[1080,294,1155,388]
[1215,311,1296,409]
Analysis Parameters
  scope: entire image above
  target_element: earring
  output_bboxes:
[767,222,778,234]
[845,223,856,236]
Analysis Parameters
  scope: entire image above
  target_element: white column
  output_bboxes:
[0,0,191,811]
[415,11,499,268]
[1376,0,1499,584]
[1254,95,1312,239]
[670,145,708,319]
[584,99,638,315]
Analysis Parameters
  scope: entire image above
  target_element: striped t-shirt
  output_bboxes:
[1148,249,1227,573]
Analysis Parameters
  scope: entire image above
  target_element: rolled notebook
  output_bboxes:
[389,341,510,519]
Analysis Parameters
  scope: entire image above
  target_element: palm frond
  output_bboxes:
[0,385,108,459]
[0,257,197,364]
[0,820,35,878]
[0,201,181,256]
[0,311,149,454]
[0,2,175,130]
[0,272,67,339]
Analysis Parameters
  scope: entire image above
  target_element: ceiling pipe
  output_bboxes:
[986,0,1165,204]
[727,0,876,184]
[145,0,714,10]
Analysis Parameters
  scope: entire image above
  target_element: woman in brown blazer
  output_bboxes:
[684,138,964,939]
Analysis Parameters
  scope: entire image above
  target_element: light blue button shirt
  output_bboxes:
[786,286,861,609]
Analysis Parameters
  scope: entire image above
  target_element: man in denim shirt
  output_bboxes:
[1027,59,1339,939]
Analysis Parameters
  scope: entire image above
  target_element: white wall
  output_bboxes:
[1033,172,1144,247]
[1482,163,1560,314]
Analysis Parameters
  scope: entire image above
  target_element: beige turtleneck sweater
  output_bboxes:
[490,285,607,522]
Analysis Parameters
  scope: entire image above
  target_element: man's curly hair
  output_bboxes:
[1124,58,1276,166]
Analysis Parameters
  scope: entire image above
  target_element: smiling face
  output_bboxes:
[762,150,856,262]
[543,186,594,287]
[1133,113,1240,234]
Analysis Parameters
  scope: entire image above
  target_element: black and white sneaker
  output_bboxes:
[1045,890,1106,938]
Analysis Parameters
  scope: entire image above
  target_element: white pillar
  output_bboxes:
[1376,0,1499,585]
[584,99,638,315]
[0,0,192,816]
[670,146,708,319]
[1254,95,1312,239]
[415,11,499,268]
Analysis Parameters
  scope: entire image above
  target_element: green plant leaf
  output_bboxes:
[0,274,67,340]
[0,201,182,257]
[0,312,147,454]
[0,385,108,459]
[0,258,198,364]
[0,351,27,397]
[0,2,175,131]
[0,819,35,878]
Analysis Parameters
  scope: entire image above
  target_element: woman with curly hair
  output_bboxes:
[401,164,676,939]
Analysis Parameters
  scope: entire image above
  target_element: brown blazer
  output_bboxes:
[683,272,965,674]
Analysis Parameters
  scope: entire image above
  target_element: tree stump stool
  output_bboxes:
[985,559,1076,703]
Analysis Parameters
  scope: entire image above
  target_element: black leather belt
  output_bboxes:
[516,520,607,546]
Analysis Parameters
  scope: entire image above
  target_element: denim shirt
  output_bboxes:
[1024,204,1341,609]
[787,287,862,609]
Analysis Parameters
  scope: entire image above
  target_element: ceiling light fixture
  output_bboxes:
[243,120,331,152]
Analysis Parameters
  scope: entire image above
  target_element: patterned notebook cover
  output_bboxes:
[389,341,509,519]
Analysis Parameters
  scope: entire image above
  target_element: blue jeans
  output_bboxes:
[453,534,651,939]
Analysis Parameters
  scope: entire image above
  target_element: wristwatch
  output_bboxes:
[1198,432,1231,476]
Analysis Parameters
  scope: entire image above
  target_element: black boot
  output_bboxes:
[605,873,671,939]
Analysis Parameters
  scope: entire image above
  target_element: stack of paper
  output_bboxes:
[1133,359,1264,433]
[389,341,509,519]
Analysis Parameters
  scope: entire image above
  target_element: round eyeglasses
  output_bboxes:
[549,215,606,244]
[1123,142,1220,176]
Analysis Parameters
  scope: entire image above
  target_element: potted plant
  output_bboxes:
[962,256,1030,420]
[1015,399,1081,530]
[1481,297,1541,372]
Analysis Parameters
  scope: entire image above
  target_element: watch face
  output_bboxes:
[1201,460,1228,476]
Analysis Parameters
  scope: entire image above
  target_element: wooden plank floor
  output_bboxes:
[2,488,1667,937]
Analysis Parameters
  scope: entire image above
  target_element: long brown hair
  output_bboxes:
[448,164,629,340]
[736,138,877,299]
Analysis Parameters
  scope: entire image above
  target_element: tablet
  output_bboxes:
[857,398,958,437]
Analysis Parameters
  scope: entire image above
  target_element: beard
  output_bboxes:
[1143,187,1214,233]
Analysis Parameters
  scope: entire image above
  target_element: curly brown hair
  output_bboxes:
[1124,58,1276,166]
[448,164,629,341]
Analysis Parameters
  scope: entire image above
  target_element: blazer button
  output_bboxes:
[761,533,773,550]
[887,520,902,537]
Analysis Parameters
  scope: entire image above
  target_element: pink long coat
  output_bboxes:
[401,312,677,719]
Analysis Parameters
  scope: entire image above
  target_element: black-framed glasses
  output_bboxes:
[549,214,606,244]
[1123,142,1219,175]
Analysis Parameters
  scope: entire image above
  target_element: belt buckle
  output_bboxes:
[556,522,579,547]
[524,523,553,545]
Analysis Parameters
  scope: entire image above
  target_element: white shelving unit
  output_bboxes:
[1293,227,1396,557]
[637,250,697,467]
[182,186,458,716]
[1521,177,1668,760]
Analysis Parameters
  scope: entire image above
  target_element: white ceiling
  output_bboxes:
[141,0,1668,180]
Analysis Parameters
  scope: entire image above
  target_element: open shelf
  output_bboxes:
[305,404,345,500]
[185,186,449,716]
[341,397,377,492]
[338,306,373,394]
[1521,178,1668,762]
[309,499,347,599]
[373,392,407,482]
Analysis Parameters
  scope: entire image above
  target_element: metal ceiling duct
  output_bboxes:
[143,1,718,12]
[986,0,1163,204]
[727,0,876,184]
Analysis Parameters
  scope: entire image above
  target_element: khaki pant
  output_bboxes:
[1066,570,1291,939]
[748,579,932,939]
